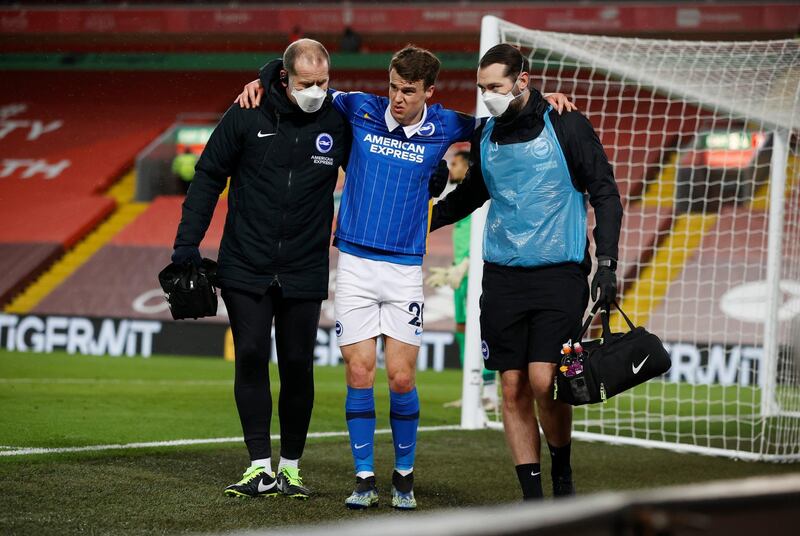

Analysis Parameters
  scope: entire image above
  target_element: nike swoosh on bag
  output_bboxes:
[632,354,651,374]
[257,131,276,138]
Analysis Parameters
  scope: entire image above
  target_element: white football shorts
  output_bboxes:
[334,251,424,347]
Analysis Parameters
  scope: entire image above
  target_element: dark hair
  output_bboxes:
[478,43,528,80]
[454,150,471,163]
[390,45,441,88]
[283,38,330,75]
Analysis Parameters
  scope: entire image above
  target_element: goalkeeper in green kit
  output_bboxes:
[426,150,498,411]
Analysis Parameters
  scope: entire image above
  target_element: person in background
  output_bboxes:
[426,150,498,412]
[171,147,198,194]
[340,26,363,53]
[288,25,303,45]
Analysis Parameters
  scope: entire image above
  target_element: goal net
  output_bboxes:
[462,16,800,462]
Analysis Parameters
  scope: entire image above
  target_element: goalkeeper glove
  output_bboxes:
[426,258,470,289]
[426,266,450,288]
[446,258,469,289]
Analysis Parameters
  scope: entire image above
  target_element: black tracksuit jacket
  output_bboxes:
[174,60,350,299]
[430,88,622,272]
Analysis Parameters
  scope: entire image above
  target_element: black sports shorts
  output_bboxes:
[479,261,589,371]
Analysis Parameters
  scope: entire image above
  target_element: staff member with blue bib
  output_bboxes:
[430,44,623,501]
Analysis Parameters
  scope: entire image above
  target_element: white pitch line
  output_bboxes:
[0,378,232,386]
[0,425,463,457]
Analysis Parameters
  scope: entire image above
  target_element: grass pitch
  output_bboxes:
[0,351,794,535]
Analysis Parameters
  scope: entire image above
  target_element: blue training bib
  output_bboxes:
[480,106,586,267]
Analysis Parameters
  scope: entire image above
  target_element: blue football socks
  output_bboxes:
[345,386,376,475]
[389,388,420,471]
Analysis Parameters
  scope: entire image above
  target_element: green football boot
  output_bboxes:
[276,466,311,500]
[224,465,278,498]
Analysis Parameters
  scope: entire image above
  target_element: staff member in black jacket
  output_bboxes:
[430,44,623,501]
[172,39,350,500]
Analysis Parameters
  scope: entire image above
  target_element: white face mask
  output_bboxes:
[291,82,326,113]
[481,78,525,117]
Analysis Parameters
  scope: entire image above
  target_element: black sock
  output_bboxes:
[548,442,572,476]
[515,463,543,500]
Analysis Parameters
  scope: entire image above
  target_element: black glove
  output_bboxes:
[591,262,617,306]
[171,246,202,267]
[428,159,449,198]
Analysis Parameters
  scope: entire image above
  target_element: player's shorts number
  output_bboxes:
[407,302,424,327]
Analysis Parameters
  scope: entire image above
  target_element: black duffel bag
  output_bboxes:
[158,258,219,320]
[555,300,671,405]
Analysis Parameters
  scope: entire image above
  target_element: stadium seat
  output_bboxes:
[33,196,226,320]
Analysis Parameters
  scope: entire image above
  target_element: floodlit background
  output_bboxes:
[1,2,798,534]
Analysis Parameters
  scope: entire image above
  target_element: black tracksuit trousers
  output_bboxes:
[222,286,319,461]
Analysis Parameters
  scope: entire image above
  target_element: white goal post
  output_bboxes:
[462,16,800,462]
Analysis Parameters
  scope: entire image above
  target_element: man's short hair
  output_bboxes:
[390,45,441,88]
[479,44,529,81]
[283,38,330,75]
[454,150,471,163]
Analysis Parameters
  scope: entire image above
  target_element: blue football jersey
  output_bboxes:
[331,90,476,255]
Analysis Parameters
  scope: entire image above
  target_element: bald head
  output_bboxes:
[281,39,331,110]
[283,38,330,75]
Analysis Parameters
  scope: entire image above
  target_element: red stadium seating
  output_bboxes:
[32,195,220,320]
[12,66,712,330]
[0,193,115,247]
[112,195,226,248]
[0,70,251,307]
[649,203,800,346]
[0,243,62,305]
